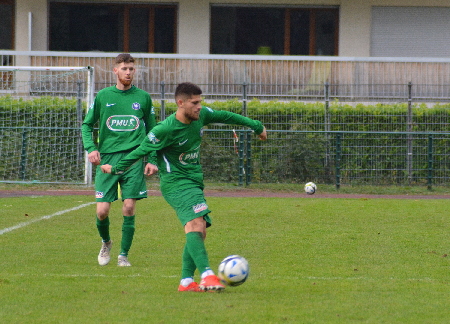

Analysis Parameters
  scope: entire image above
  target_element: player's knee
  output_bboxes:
[184,217,206,234]
[122,199,136,216]
[96,212,109,220]
[96,203,110,220]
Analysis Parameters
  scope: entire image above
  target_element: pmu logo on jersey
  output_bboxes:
[132,102,141,110]
[106,115,140,131]
[179,145,200,165]
[193,203,208,214]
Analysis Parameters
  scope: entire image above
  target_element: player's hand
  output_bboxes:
[101,164,112,174]
[88,150,101,165]
[144,163,158,176]
[258,127,268,141]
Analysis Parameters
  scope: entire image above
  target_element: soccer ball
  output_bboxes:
[304,182,317,195]
[218,255,249,287]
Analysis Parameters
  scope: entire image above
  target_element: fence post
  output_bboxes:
[427,134,433,190]
[20,128,28,181]
[324,82,330,132]
[324,82,331,174]
[160,81,166,121]
[335,133,342,190]
[245,130,252,186]
[242,82,248,116]
[406,82,413,184]
[238,131,245,186]
[76,81,84,164]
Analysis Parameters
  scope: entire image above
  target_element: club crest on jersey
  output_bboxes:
[96,191,104,198]
[132,102,141,110]
[193,203,208,214]
[148,132,160,144]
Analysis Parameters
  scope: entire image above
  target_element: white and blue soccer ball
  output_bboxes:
[218,255,249,287]
[304,182,317,195]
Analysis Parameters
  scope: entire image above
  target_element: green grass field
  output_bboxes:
[1,194,450,323]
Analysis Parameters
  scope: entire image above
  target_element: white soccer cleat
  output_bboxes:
[118,255,132,267]
[98,241,112,266]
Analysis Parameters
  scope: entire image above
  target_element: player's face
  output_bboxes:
[180,95,202,122]
[114,62,135,89]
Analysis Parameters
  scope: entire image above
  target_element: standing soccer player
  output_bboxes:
[101,82,267,291]
[81,54,158,267]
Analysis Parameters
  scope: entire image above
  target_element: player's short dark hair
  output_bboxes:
[115,53,135,65]
[175,82,202,99]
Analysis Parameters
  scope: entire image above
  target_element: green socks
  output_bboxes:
[96,217,110,243]
[184,232,211,276]
[120,215,135,256]
[97,216,136,256]
[181,243,197,279]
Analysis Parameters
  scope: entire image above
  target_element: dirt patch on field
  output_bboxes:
[0,189,449,199]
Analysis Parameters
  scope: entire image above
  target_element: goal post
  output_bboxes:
[0,66,95,184]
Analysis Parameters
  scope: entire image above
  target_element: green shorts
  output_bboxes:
[163,187,212,228]
[95,152,147,202]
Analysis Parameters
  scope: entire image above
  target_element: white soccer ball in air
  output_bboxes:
[304,182,317,195]
[218,255,249,287]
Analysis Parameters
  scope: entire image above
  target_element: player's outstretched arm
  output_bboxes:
[101,164,112,174]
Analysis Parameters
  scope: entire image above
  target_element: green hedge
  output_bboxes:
[1,96,449,184]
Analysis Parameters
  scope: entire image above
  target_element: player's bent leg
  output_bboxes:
[184,229,225,292]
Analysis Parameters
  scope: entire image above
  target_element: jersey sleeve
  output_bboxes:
[143,95,156,134]
[111,126,168,174]
[202,106,265,134]
[81,99,100,153]
[143,95,158,165]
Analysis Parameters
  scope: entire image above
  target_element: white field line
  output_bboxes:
[0,202,95,235]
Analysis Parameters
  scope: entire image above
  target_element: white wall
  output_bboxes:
[339,0,371,56]
[16,0,47,51]
[178,0,210,54]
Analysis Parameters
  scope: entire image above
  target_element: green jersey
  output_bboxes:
[81,85,156,154]
[112,106,264,193]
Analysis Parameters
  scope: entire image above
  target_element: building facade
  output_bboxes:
[2,0,450,57]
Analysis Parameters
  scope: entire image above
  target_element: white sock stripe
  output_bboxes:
[0,202,95,235]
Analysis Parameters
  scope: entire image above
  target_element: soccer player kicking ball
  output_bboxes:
[101,82,267,292]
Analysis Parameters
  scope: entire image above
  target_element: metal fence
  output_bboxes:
[1,51,450,186]
[201,129,450,188]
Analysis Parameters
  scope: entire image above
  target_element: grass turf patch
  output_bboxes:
[0,196,449,323]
